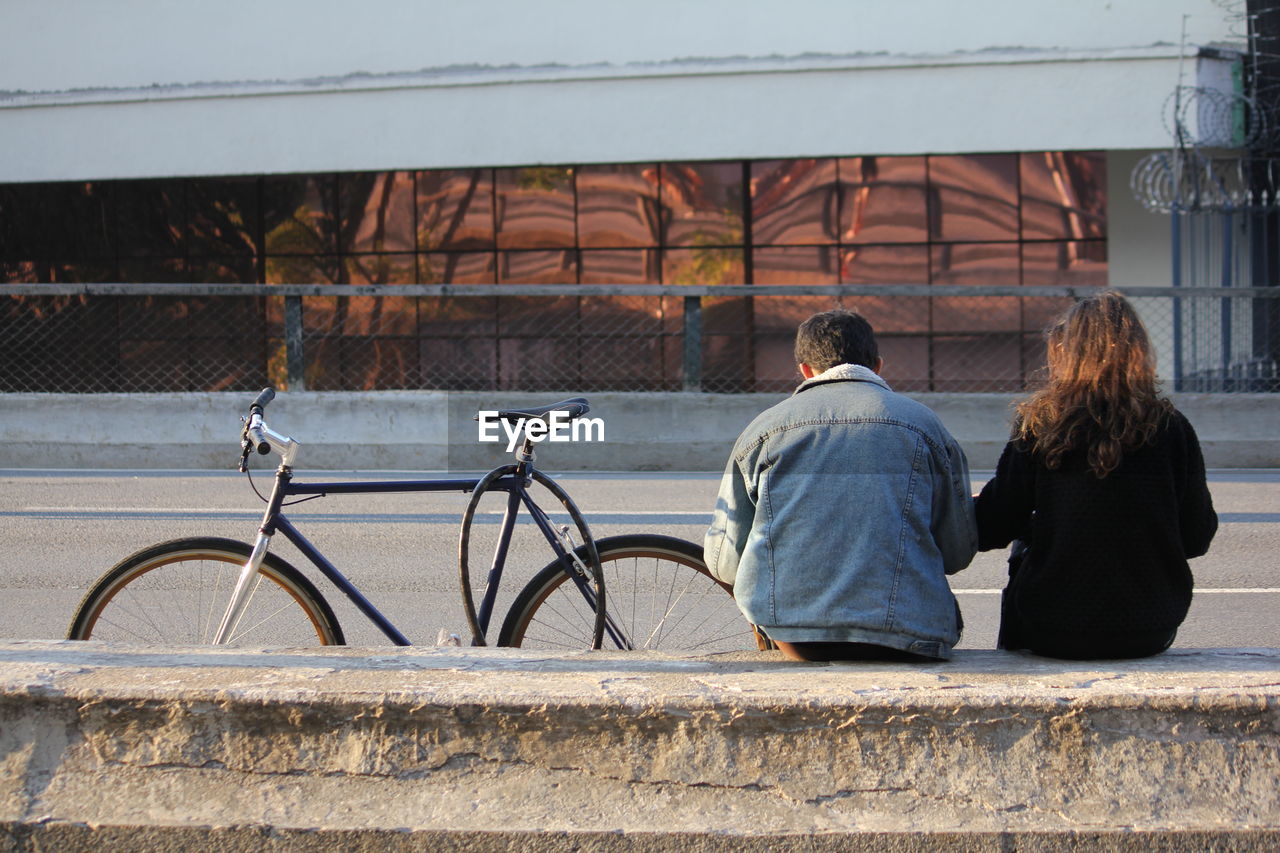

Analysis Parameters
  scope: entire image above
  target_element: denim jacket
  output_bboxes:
[704,364,978,658]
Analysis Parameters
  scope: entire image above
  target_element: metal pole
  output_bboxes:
[284,294,306,391]
[682,295,703,392]
[1221,213,1234,390]
[1172,211,1184,391]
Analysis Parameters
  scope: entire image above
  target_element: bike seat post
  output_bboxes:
[513,431,537,478]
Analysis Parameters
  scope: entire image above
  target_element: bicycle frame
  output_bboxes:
[213,464,595,646]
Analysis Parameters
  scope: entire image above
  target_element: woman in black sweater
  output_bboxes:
[974,291,1217,659]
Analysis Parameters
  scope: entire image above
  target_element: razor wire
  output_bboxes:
[2,284,1277,394]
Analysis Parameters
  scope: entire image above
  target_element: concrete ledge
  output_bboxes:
[1,641,1278,850]
[2,390,1277,470]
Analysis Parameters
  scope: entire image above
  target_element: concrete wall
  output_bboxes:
[2,390,1276,471]
[2,641,1277,848]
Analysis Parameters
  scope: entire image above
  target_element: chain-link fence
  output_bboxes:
[3,284,1278,394]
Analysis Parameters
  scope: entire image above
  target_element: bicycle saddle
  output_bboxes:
[486,397,590,423]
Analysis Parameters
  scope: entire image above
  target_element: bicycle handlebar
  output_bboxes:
[250,386,276,413]
[244,387,275,455]
[245,413,270,455]
[240,386,299,469]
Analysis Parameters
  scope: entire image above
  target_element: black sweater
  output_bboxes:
[974,410,1218,637]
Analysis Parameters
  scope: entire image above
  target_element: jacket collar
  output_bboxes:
[793,362,891,395]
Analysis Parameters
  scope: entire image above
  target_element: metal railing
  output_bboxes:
[3,284,1278,394]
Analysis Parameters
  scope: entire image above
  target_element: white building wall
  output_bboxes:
[0,0,1245,182]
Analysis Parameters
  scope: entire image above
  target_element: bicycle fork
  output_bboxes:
[213,465,290,645]
[212,531,273,644]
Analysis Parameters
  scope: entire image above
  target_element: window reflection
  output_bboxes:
[419,253,496,337]
[577,165,660,248]
[3,149,1109,393]
[752,247,838,334]
[12,183,114,261]
[840,244,929,284]
[580,249,662,335]
[1021,240,1106,329]
[420,251,495,285]
[119,258,185,284]
[66,262,112,284]
[308,337,418,391]
[927,155,1018,242]
[580,336,665,390]
[339,172,415,253]
[115,180,185,258]
[661,162,743,247]
[753,333,801,391]
[185,289,265,338]
[119,339,188,390]
[751,159,838,246]
[420,296,497,337]
[498,250,577,284]
[580,249,660,284]
[498,337,578,391]
[264,175,339,255]
[932,335,1024,391]
[495,167,576,249]
[876,336,931,392]
[417,169,494,251]
[840,244,929,333]
[1021,240,1107,286]
[338,295,417,337]
[1020,152,1106,241]
[266,255,343,285]
[753,246,838,285]
[498,250,578,336]
[702,333,752,392]
[344,254,416,335]
[188,178,260,259]
[701,295,751,334]
[421,337,496,390]
[662,248,744,286]
[931,243,1020,332]
[838,157,928,244]
[346,253,415,286]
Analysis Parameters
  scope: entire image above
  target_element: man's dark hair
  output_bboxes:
[794,309,879,373]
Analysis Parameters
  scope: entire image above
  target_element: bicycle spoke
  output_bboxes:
[230,598,303,644]
[72,541,339,647]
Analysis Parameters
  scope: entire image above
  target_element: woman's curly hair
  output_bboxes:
[1016,291,1173,478]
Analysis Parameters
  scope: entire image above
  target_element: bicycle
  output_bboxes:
[67,388,754,652]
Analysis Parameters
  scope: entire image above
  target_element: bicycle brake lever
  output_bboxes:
[237,416,252,472]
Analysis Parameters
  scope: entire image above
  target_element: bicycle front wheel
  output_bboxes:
[68,537,344,646]
[497,534,753,651]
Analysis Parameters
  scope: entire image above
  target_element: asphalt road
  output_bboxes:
[1,467,1277,650]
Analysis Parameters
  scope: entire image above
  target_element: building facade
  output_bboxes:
[2,0,1271,393]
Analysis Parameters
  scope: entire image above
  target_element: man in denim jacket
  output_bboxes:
[704,310,978,661]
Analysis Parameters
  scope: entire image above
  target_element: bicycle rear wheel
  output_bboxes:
[497,534,753,651]
[68,537,344,646]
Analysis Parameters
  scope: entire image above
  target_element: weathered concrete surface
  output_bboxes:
[2,390,1276,470]
[0,641,1277,850]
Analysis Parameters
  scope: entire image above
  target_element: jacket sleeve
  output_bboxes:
[703,450,756,587]
[1174,414,1218,559]
[932,434,979,575]
[974,439,1035,551]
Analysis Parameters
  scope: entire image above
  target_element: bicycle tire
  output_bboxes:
[67,537,344,646]
[497,534,753,651]
[459,465,604,648]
